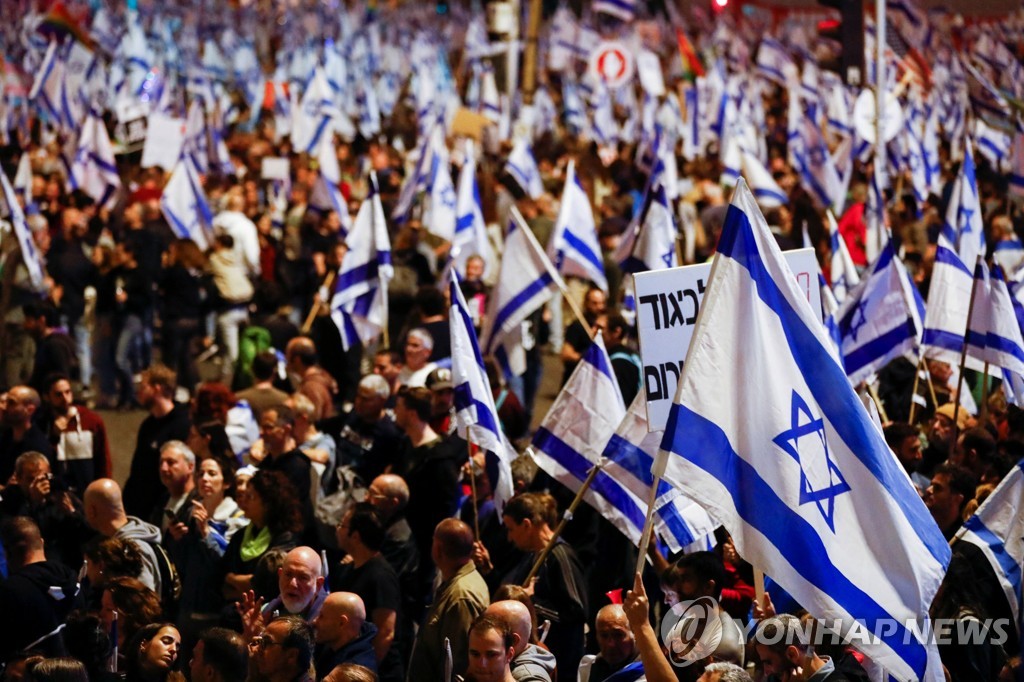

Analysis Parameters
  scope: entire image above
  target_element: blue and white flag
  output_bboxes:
[309,132,351,235]
[601,394,717,553]
[621,183,677,274]
[755,38,798,87]
[291,67,338,156]
[994,237,1024,275]
[13,153,32,205]
[449,272,515,514]
[505,138,544,199]
[67,109,120,210]
[966,262,1024,381]
[836,242,918,385]
[741,148,788,208]
[654,178,949,682]
[182,100,210,174]
[481,208,565,376]
[975,119,1011,170]
[392,115,442,223]
[30,41,79,135]
[954,459,1024,631]
[331,174,393,350]
[593,0,637,23]
[451,140,495,277]
[548,160,607,291]
[827,210,860,304]
[789,97,844,211]
[0,170,45,292]
[426,140,457,241]
[160,156,214,251]
[943,145,985,268]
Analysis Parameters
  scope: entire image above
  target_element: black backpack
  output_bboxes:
[144,540,182,619]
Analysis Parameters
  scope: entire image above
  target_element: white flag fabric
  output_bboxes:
[0,170,45,291]
[593,0,637,23]
[331,174,393,350]
[481,208,565,376]
[426,141,457,241]
[449,272,515,514]
[67,109,120,210]
[967,262,1024,381]
[309,133,351,234]
[655,179,950,682]
[30,41,78,135]
[160,157,215,251]
[505,138,544,199]
[954,459,1024,631]
[548,160,607,291]
[292,67,338,156]
[451,140,495,277]
[182,100,210,174]
[622,183,677,274]
[827,210,860,304]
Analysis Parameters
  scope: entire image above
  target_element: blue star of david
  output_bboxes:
[772,390,850,532]
[848,299,868,342]
[958,204,975,234]
[809,146,827,167]
[440,186,456,209]
[662,248,675,268]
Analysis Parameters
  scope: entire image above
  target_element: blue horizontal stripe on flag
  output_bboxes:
[336,262,380,292]
[843,324,915,377]
[922,328,964,353]
[662,402,929,676]
[718,204,951,567]
[582,343,615,383]
[454,384,501,438]
[489,272,555,343]
[934,244,972,277]
[655,498,700,548]
[753,188,788,205]
[985,332,1024,365]
[533,427,645,532]
[963,514,1024,614]
[603,434,674,497]
[562,229,604,275]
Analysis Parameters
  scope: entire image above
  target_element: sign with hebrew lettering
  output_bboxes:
[634,248,821,431]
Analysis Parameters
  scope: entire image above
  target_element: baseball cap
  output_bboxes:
[426,367,453,391]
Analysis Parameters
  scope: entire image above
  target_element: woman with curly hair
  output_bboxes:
[221,469,302,601]
[83,536,144,607]
[100,577,163,652]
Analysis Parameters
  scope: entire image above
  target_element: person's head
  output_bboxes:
[594,604,635,668]
[928,403,968,451]
[501,493,558,552]
[415,286,447,318]
[3,386,40,428]
[251,351,279,384]
[250,616,315,682]
[62,611,114,681]
[882,421,922,475]
[465,255,485,281]
[83,536,143,586]
[23,657,88,682]
[14,451,51,500]
[127,624,181,681]
[190,628,248,682]
[159,441,196,496]
[285,337,318,374]
[322,664,376,682]
[289,392,318,432]
[697,662,753,682]
[0,516,45,570]
[431,518,475,576]
[394,386,432,431]
[372,349,403,386]
[662,552,726,604]
[167,238,207,271]
[277,547,325,615]
[466,616,515,682]
[354,374,390,422]
[188,421,234,461]
[484,599,534,655]
[425,368,454,417]
[260,406,296,455]
[312,592,366,649]
[949,427,997,476]
[366,474,409,519]
[753,614,816,679]
[101,578,163,647]
[925,463,977,532]
[193,383,238,425]
[83,479,127,534]
[197,454,236,503]
[43,374,75,415]
[604,314,631,347]
[403,328,434,370]
[582,286,608,320]
[137,365,177,411]
[249,470,304,535]
[336,502,385,554]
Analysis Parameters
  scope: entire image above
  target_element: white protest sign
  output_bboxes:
[635,248,821,432]
[140,113,184,169]
[261,157,291,181]
[636,49,666,97]
[587,40,635,90]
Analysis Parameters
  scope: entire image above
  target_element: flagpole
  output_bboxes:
[301,270,336,334]
[908,356,924,424]
[523,460,604,585]
[924,360,939,410]
[634,477,661,575]
[468,437,481,540]
[952,256,983,442]
[980,363,989,424]
[875,0,886,199]
[866,382,890,424]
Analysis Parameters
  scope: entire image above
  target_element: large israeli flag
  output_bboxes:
[548,160,607,292]
[451,140,495,277]
[331,174,393,350]
[449,272,515,514]
[654,179,950,682]
[942,146,985,270]
[836,242,918,385]
[161,156,215,251]
[67,109,121,210]
[182,100,210,174]
[826,210,860,304]
[966,262,1024,382]
[0,170,45,292]
[481,208,564,376]
[954,459,1024,632]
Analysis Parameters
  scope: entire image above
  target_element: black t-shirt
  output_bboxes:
[260,449,315,537]
[331,555,404,682]
[122,404,191,520]
[562,320,594,383]
[320,412,404,487]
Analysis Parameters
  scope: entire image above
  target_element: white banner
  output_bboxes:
[635,248,821,431]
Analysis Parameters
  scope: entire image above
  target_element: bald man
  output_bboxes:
[367,475,420,603]
[578,605,640,682]
[263,547,328,621]
[407,519,490,682]
[83,478,163,595]
[484,601,555,682]
[312,592,378,678]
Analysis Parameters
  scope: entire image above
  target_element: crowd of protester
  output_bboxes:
[1,7,1024,682]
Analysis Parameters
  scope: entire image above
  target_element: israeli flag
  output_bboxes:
[481,208,564,376]
[654,178,950,682]
[13,153,32,205]
[392,116,442,223]
[292,67,338,156]
[0,170,45,292]
[161,156,214,251]
[621,183,677,274]
[836,243,918,385]
[67,109,120,210]
[30,41,78,134]
[451,140,495,277]
[994,238,1024,275]
[755,38,798,87]
[548,160,607,292]
[739,146,788,208]
[601,394,717,552]
[966,262,1024,381]
[827,210,860,304]
[331,174,393,350]
[954,459,1024,631]
[975,119,1012,170]
[309,133,351,235]
[182,100,210,174]
[426,141,457,242]
[593,0,637,23]
[505,138,544,199]
[789,97,844,211]
[449,272,516,514]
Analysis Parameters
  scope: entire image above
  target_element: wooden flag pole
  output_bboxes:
[468,437,481,541]
[302,270,336,334]
[908,356,924,424]
[635,474,662,575]
[980,363,990,424]
[523,461,604,586]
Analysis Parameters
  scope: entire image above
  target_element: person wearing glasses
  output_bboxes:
[248,616,316,682]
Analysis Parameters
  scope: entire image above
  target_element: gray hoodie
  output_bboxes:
[511,644,557,682]
[114,516,163,595]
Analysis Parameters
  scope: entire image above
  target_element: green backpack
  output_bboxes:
[233,326,274,390]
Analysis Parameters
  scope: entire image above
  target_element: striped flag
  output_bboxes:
[548,160,607,292]
[160,156,214,251]
[67,108,120,210]
[451,140,495,277]
[0,170,45,291]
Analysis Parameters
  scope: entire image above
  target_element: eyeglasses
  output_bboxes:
[250,635,284,651]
